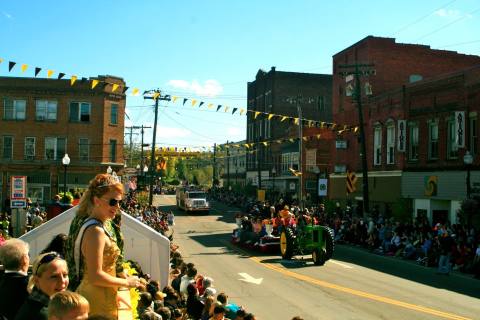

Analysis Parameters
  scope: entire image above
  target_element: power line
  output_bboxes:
[391,0,458,36]
[414,6,480,42]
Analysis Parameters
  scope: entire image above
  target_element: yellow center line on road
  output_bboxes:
[219,241,471,320]
[248,256,472,320]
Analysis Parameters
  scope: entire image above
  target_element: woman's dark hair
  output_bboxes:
[40,233,67,257]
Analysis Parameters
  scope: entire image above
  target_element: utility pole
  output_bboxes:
[140,125,151,189]
[143,90,171,206]
[338,63,375,216]
[124,126,140,167]
[297,96,303,209]
[213,143,217,187]
[226,140,230,189]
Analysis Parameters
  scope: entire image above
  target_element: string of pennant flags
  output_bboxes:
[0,57,359,134]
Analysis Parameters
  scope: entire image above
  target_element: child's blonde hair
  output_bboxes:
[48,290,89,318]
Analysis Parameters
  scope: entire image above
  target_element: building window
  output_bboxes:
[2,136,13,159]
[109,139,117,162]
[447,119,458,159]
[69,102,91,122]
[428,121,439,160]
[45,137,66,160]
[25,137,35,160]
[409,124,419,161]
[373,126,382,165]
[110,104,118,125]
[4,99,26,120]
[79,138,89,161]
[386,123,395,164]
[470,116,477,155]
[36,100,57,121]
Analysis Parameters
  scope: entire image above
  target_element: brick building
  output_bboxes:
[330,36,480,221]
[0,75,126,207]
[246,67,332,201]
[220,140,246,188]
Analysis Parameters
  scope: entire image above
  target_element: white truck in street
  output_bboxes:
[176,186,210,213]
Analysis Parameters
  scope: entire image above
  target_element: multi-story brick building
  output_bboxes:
[246,67,332,201]
[330,36,480,221]
[219,140,246,188]
[0,75,126,207]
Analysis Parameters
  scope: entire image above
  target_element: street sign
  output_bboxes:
[11,199,27,208]
[11,176,27,199]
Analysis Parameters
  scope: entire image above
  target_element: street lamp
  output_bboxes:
[143,165,148,191]
[62,154,70,204]
[464,151,473,198]
[271,166,276,202]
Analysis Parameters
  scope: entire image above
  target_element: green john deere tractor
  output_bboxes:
[280,224,335,265]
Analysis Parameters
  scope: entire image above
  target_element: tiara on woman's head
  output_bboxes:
[97,171,121,188]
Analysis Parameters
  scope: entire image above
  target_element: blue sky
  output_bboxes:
[1,0,480,149]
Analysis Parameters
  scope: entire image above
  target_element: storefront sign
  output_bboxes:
[11,199,27,208]
[11,176,27,199]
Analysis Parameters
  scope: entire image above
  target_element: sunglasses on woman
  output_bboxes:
[34,252,62,275]
[102,198,122,207]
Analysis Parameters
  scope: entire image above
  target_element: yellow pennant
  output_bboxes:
[320,122,325,128]
[294,118,299,125]
[289,138,295,143]
[281,116,287,122]
[207,103,214,109]
[267,114,274,120]
[343,125,348,130]
[244,143,250,148]
[302,137,308,141]
[354,126,359,133]
[224,106,230,113]
[132,88,140,96]
[191,99,197,107]
[276,140,282,144]
[262,141,268,146]
[316,134,321,139]
[112,84,119,92]
[153,92,160,100]
[91,79,99,89]
[47,70,54,78]
[308,120,313,127]
[0,58,3,64]
[254,112,260,119]
[70,75,78,86]
[21,64,28,73]
[240,108,245,115]
[331,123,337,129]
[172,96,178,103]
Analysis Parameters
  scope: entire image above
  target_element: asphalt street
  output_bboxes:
[154,195,480,320]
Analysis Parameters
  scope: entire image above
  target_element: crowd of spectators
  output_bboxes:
[211,188,480,279]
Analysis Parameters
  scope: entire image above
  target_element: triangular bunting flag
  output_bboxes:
[354,126,359,133]
[281,116,287,122]
[183,98,188,106]
[254,112,260,119]
[224,106,230,113]
[240,109,245,115]
[132,88,140,96]
[216,105,222,112]
[316,134,321,139]
[331,123,337,129]
[112,84,119,92]
[91,79,99,89]
[199,102,204,108]
[8,61,16,72]
[21,64,28,73]
[70,75,78,86]
[153,92,160,100]
[232,108,238,115]
[294,118,299,125]
[122,86,129,94]
[302,137,308,141]
[172,96,178,103]
[102,82,109,89]
[262,141,268,146]
[289,138,294,143]
[47,70,54,78]
[267,114,274,120]
[81,77,88,83]
[0,58,3,64]
[191,99,197,107]
[320,122,325,128]
[207,103,214,109]
[58,73,65,80]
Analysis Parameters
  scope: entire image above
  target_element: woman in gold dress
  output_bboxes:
[67,173,140,319]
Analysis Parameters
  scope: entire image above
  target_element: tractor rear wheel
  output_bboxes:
[324,228,335,260]
[280,228,295,260]
[312,247,326,265]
